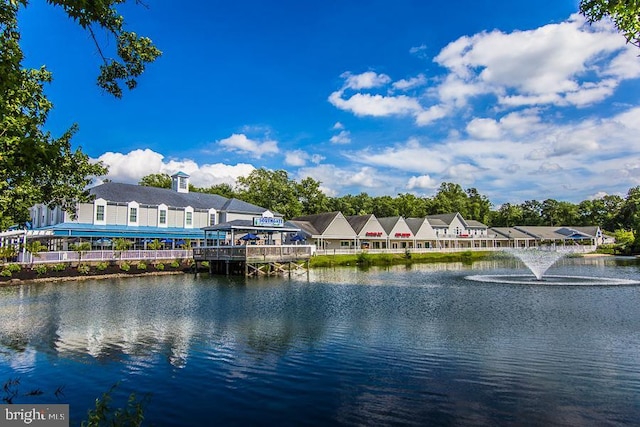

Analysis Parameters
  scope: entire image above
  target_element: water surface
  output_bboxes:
[1,256,640,426]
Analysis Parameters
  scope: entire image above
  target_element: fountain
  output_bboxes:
[466,245,640,286]
[505,246,582,280]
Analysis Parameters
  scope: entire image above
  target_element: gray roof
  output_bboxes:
[426,213,467,227]
[405,217,427,234]
[466,219,488,228]
[204,219,300,233]
[346,214,375,233]
[287,220,320,236]
[490,227,534,239]
[90,182,267,214]
[291,212,341,234]
[377,216,402,234]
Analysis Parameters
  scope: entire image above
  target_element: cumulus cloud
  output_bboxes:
[434,13,639,108]
[285,150,310,167]
[330,130,351,144]
[218,133,279,158]
[466,118,501,139]
[407,175,438,190]
[95,149,254,188]
[341,71,391,90]
[329,14,640,130]
[328,90,423,117]
[392,74,427,91]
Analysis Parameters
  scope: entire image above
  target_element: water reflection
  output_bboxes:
[0,256,640,425]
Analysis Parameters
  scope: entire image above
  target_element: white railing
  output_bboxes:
[315,245,597,256]
[18,249,192,265]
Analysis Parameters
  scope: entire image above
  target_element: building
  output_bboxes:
[28,172,281,250]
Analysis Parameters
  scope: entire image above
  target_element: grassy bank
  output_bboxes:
[309,250,494,268]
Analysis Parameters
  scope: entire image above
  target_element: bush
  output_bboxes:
[52,263,66,272]
[96,262,108,271]
[6,263,21,273]
[154,262,165,271]
[120,262,130,272]
[170,260,180,269]
[77,264,91,275]
[183,258,194,267]
[201,261,210,268]
[136,262,147,271]
[356,252,372,266]
[32,264,47,276]
[1,269,12,277]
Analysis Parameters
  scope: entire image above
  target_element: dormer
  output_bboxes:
[171,171,190,193]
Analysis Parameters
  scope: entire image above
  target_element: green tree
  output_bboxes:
[465,188,492,223]
[296,177,330,215]
[25,240,47,266]
[521,200,544,225]
[196,183,237,199]
[490,203,524,227]
[139,173,171,189]
[394,193,427,218]
[70,241,91,266]
[429,183,468,215]
[580,0,640,48]
[1,1,160,230]
[236,168,302,219]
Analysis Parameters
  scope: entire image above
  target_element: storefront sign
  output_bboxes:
[394,233,411,238]
[253,217,284,227]
[365,231,383,237]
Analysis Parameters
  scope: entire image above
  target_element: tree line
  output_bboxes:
[139,169,640,235]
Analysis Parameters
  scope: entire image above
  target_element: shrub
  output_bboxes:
[120,262,130,272]
[154,262,165,271]
[6,263,21,273]
[77,264,91,275]
[201,261,210,268]
[170,260,180,269]
[183,258,194,267]
[52,263,66,272]
[33,264,47,276]
[1,269,12,277]
[136,262,147,271]
[356,252,372,266]
[96,262,108,271]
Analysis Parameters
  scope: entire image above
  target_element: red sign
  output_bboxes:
[365,231,383,237]
[394,233,411,238]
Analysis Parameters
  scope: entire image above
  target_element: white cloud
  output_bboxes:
[284,150,310,167]
[392,74,427,91]
[95,149,254,188]
[341,71,391,90]
[466,118,501,139]
[328,90,423,117]
[434,13,639,109]
[332,121,344,130]
[218,133,279,158]
[407,175,438,190]
[330,130,351,144]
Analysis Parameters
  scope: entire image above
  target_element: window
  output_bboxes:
[209,212,216,226]
[129,207,138,223]
[186,211,193,226]
[179,177,187,190]
[96,205,105,221]
[159,210,167,225]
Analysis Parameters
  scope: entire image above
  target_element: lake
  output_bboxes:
[1,255,640,426]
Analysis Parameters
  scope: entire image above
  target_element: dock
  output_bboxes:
[193,245,313,277]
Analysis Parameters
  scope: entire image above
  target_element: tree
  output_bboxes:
[139,173,171,189]
[1,1,161,230]
[429,183,469,215]
[465,188,492,223]
[236,168,302,219]
[580,0,640,48]
[296,177,330,215]
[197,183,237,199]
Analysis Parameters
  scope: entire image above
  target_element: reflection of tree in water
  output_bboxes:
[0,333,29,353]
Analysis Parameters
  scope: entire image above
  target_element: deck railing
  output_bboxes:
[18,249,192,265]
[193,245,314,262]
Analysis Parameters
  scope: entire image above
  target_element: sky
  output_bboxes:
[17,0,640,206]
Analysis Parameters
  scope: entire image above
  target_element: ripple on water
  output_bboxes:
[465,274,640,286]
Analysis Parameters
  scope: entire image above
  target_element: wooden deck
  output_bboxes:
[193,245,313,277]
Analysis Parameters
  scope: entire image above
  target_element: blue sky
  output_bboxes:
[18,0,640,205]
